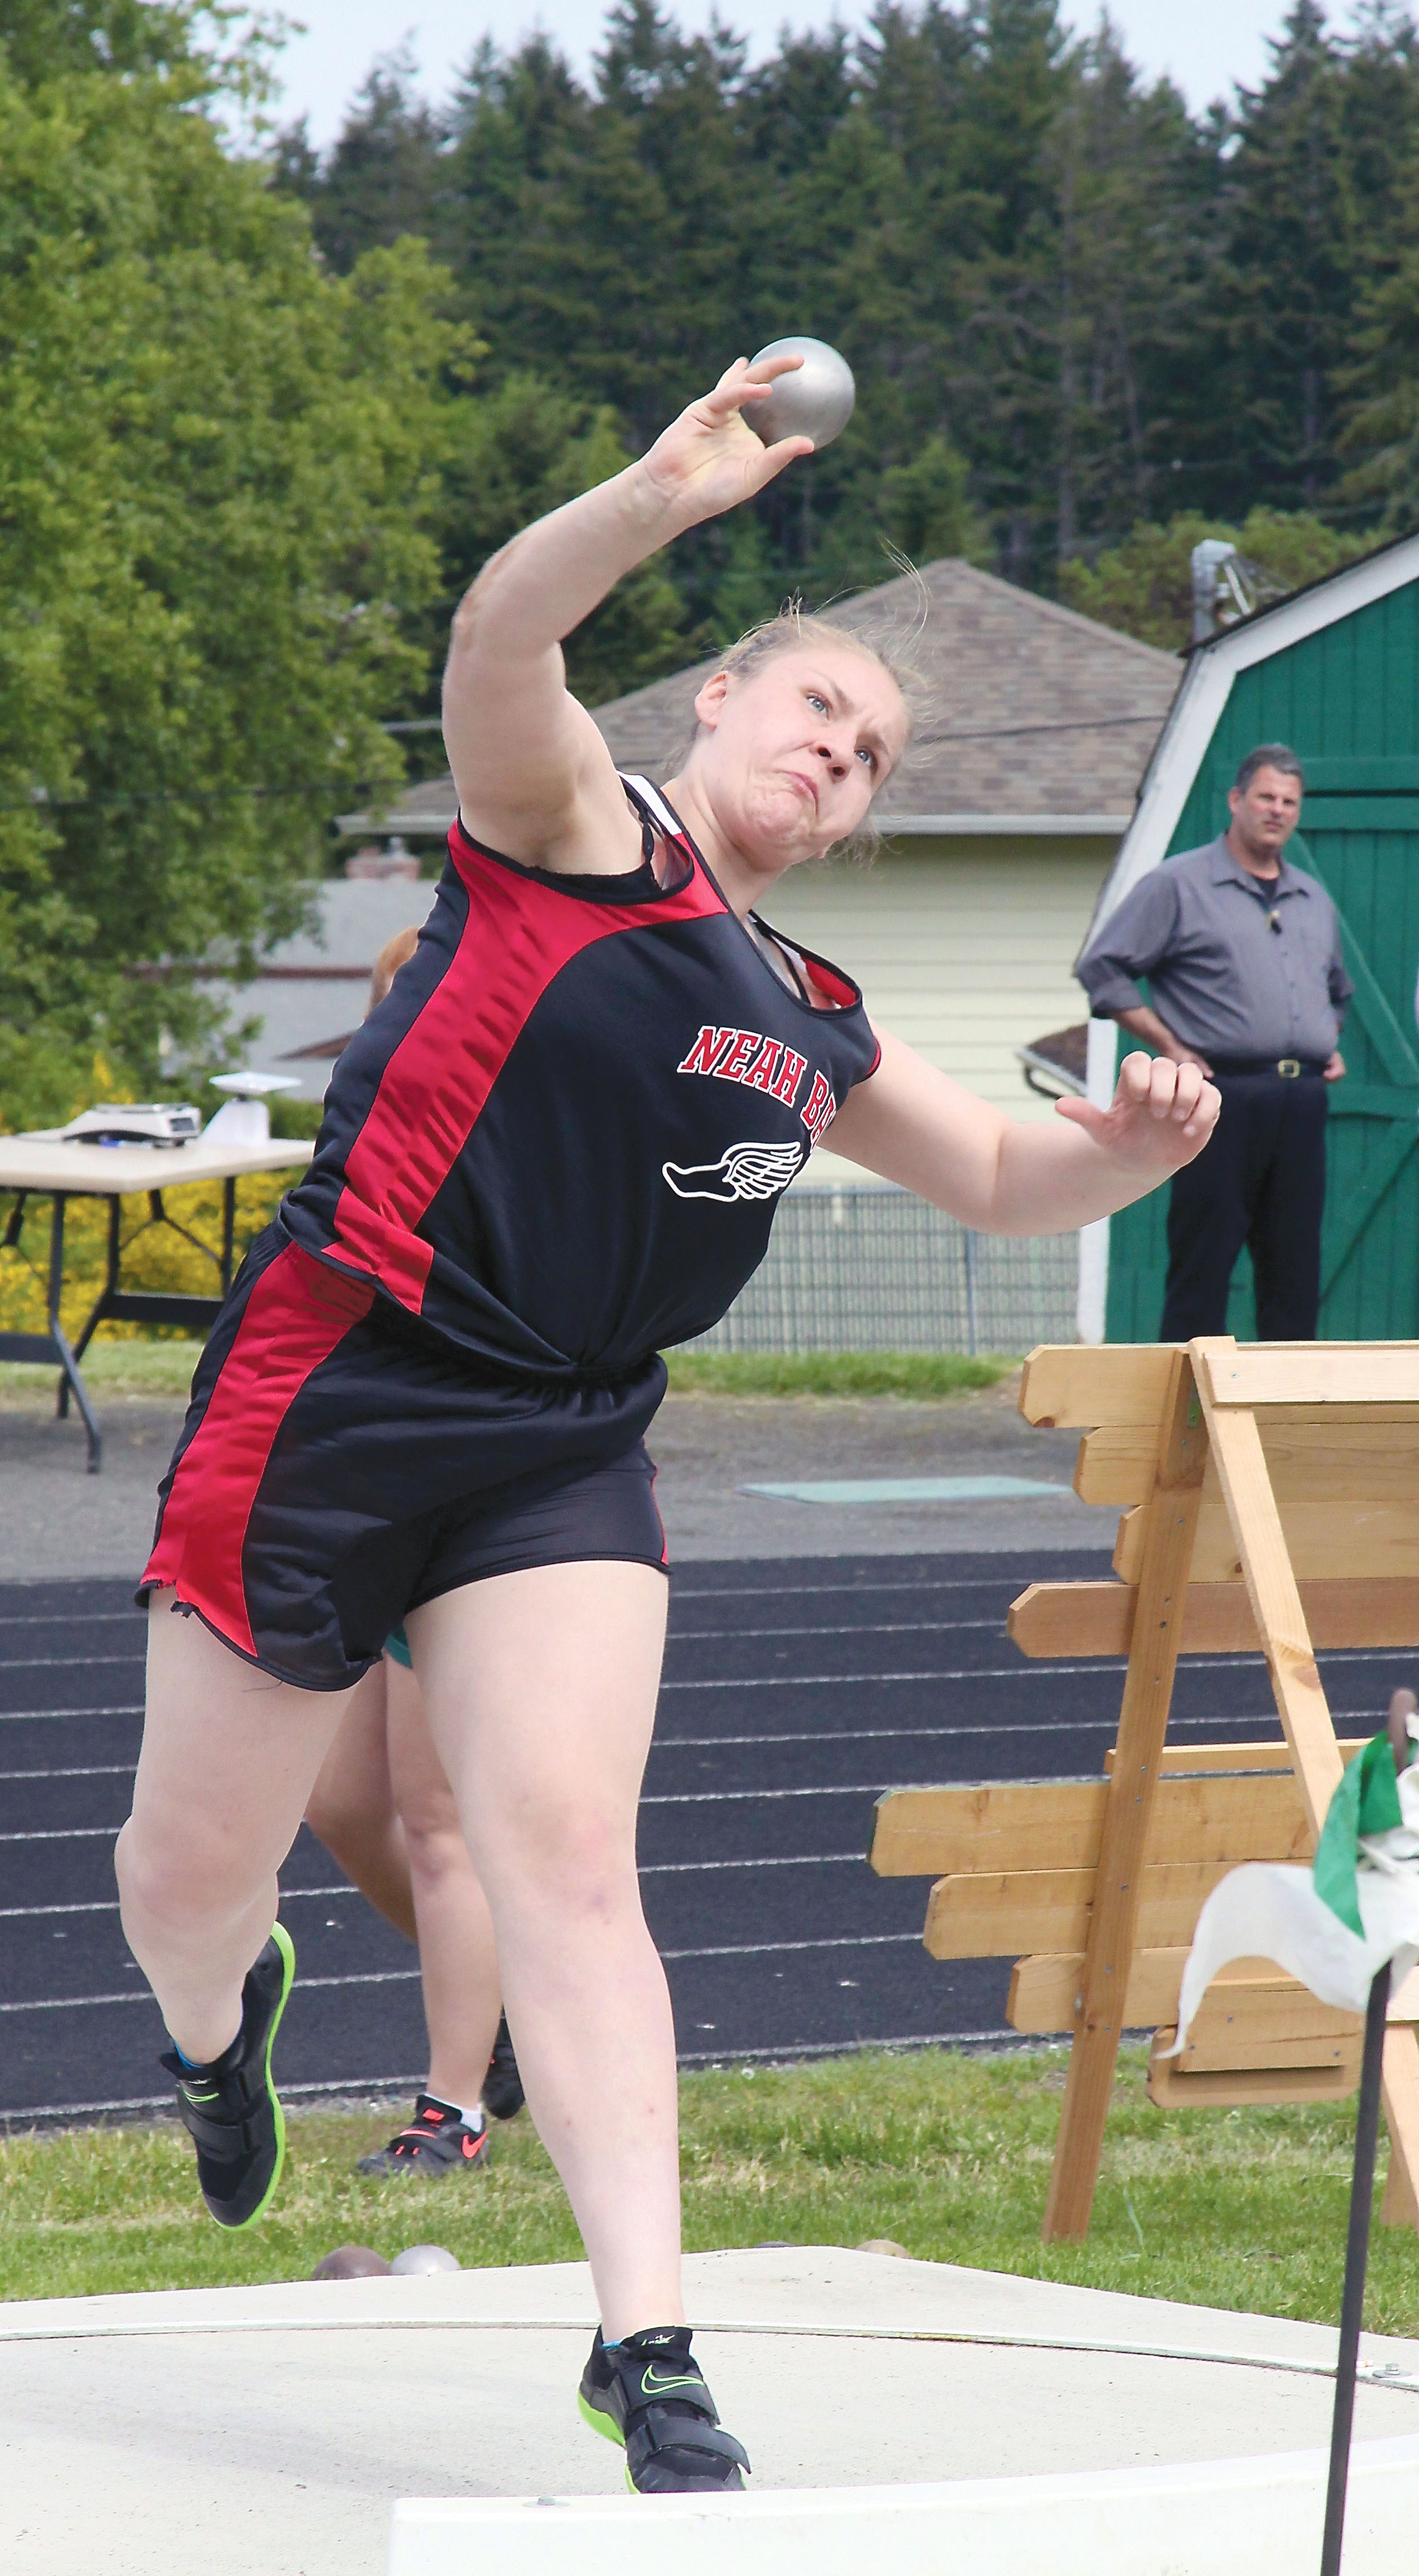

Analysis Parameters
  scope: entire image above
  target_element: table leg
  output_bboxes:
[220,1176,236,1295]
[69,1196,120,1373]
[47,1194,102,1472]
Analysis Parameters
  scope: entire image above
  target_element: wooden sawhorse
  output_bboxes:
[870,1339,1419,2241]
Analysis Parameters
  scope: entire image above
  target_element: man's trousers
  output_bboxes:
[1160,1070,1328,1342]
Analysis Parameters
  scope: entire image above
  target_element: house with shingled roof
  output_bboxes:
[247,560,1181,1123]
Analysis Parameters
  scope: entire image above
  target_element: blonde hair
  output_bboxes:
[682,573,931,860]
[367,924,421,1016]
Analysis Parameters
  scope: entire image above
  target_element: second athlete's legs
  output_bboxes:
[407,1559,680,2337]
[385,1651,504,2111]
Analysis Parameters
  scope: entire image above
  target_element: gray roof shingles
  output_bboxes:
[344,558,1179,836]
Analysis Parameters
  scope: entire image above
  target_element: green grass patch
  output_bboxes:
[0,1339,204,1402]
[663,1351,1020,1399]
[0,1345,1022,1406]
[5,2047,1418,2334]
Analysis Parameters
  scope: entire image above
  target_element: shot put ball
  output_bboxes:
[390,2242,463,2275]
[311,2243,392,2280]
[747,338,855,452]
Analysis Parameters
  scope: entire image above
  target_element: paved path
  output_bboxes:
[0,1378,1115,1581]
[3,2248,1418,2575]
[3,1549,1413,2125]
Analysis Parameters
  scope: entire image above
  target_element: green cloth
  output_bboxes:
[1313,1731,1404,1938]
[384,1625,413,1669]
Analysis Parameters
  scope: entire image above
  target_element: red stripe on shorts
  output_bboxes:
[333,832,723,1314]
[142,1245,374,1656]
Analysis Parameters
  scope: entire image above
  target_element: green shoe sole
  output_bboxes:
[228,1919,295,2231]
[577,2389,625,2448]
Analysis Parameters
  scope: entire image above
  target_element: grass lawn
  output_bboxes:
[5,2047,1418,2336]
[0,1346,1022,1406]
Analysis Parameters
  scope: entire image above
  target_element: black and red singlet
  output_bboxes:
[278,776,881,1381]
[140,780,883,1685]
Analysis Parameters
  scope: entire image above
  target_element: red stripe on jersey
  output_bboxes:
[332,1186,434,1308]
[336,832,723,1313]
[142,1246,373,1655]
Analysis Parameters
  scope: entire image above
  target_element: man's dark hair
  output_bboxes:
[1233,743,1305,796]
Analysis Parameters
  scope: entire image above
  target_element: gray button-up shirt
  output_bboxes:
[1078,837,1353,1061]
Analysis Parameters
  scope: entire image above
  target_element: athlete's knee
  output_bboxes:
[115,1809,261,1939]
[403,1812,477,1891]
[501,1801,637,1923]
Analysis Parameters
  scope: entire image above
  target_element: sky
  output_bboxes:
[265,0,1396,148]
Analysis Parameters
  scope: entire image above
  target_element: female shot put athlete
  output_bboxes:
[115,352,1219,2493]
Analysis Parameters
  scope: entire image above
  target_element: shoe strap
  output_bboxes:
[632,2409,749,2469]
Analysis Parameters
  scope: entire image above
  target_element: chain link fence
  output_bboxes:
[684,1184,1079,1357]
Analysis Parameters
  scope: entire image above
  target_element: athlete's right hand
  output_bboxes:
[637,357,814,530]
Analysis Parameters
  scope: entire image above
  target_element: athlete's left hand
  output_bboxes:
[638,357,814,532]
[1053,1049,1219,1174]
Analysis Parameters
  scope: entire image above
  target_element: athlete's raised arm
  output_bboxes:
[442,359,811,875]
[826,1032,1219,1235]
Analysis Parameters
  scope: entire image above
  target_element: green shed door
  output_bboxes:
[1105,767,1419,1342]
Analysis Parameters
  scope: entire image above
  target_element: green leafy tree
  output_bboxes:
[0,13,466,1128]
[1058,507,1370,648]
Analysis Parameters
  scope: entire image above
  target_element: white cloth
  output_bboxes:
[1169,1762,1419,2049]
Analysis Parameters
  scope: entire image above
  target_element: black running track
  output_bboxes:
[3,1552,1416,2127]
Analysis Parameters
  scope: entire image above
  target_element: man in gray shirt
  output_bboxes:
[1078,744,1351,1339]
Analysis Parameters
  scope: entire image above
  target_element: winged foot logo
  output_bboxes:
[670,1022,837,1206]
[663,1140,805,1202]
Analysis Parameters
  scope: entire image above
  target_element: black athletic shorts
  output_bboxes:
[139,1227,668,1692]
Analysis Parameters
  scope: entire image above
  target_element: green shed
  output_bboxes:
[1079,533,1419,1346]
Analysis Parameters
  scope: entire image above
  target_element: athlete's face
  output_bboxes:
[684,645,908,884]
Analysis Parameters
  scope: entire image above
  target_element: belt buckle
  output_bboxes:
[1277,1057,1301,1078]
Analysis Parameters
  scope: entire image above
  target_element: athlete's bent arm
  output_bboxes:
[442,359,811,874]
[826,1033,1219,1235]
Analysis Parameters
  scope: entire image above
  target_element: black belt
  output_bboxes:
[1207,1056,1327,1080]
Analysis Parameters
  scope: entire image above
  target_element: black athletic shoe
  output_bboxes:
[578,2325,750,2493]
[481,2013,525,2122]
[356,2092,492,2178]
[160,1923,295,2230]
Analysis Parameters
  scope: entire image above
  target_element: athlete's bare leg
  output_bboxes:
[385,1654,502,2108]
[305,1663,417,1942]
[115,1594,355,2063]
[407,1560,678,2337]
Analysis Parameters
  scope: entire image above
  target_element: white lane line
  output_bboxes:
[0,1706,142,1724]
[0,1883,359,1922]
[660,1650,1416,1693]
[668,1620,1008,1644]
[0,1930,924,2013]
[0,1763,134,1781]
[0,1826,121,1842]
[0,1656,144,1672]
[0,1612,136,1629]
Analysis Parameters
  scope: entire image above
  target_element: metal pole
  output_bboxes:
[963,1228,980,1358]
[1320,1959,1392,2576]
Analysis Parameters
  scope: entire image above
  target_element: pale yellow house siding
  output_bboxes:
[762,834,1117,1134]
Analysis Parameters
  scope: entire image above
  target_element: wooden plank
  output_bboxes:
[1107,1740,1366,1776]
[1074,1425,1159,1506]
[1009,1577,1419,1660]
[873,1770,1314,1882]
[927,1857,1246,1959]
[1043,1350,1205,2243]
[1188,1491,1419,1584]
[1019,1343,1178,1431]
[1380,2027,1419,2232]
[1112,1504,1149,1584]
[1009,1950,1287,2035]
[870,1780,1104,1878]
[1197,1339,1419,1410]
[1147,2040,1360,2109]
[1193,1354,1344,1839]
[1165,1983,1360,2072]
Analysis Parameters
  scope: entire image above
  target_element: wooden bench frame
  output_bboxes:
[871,1337,1419,2243]
[1023,1336,1419,2240]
